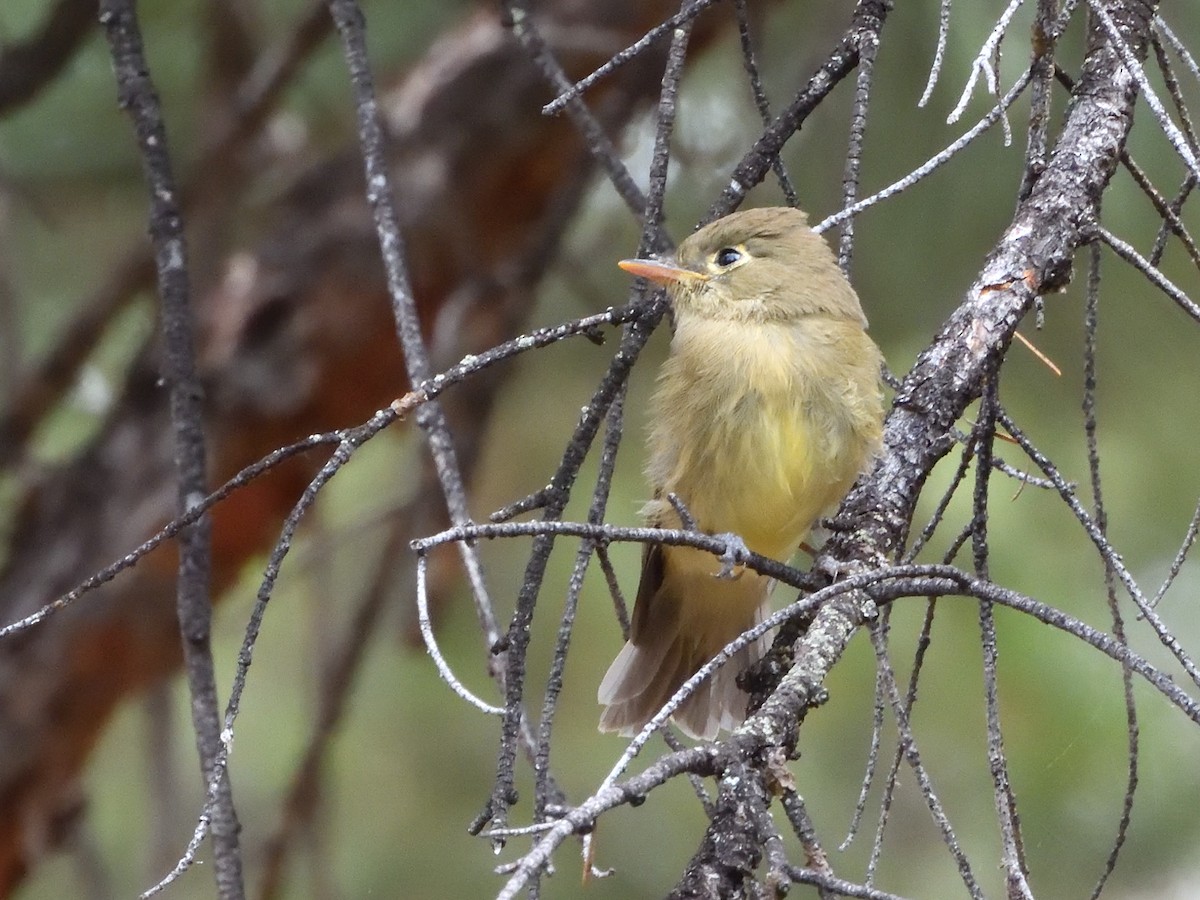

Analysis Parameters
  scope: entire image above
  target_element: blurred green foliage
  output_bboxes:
[4,0,1200,898]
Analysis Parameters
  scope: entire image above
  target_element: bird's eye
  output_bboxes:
[714,247,742,268]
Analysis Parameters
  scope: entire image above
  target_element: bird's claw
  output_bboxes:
[715,533,751,580]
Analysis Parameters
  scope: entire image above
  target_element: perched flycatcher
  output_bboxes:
[598,206,884,739]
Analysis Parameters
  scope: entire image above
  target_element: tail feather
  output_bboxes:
[672,636,764,739]
[598,595,768,740]
[598,633,683,707]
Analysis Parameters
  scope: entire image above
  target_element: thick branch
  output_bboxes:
[0,0,96,115]
[678,0,1158,892]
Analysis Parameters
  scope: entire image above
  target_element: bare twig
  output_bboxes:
[99,2,245,895]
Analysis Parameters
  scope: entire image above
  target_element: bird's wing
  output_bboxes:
[629,539,665,644]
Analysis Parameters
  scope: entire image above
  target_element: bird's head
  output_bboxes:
[620,206,868,327]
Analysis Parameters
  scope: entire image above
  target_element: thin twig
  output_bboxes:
[503,0,655,233]
[1087,0,1200,179]
[711,0,894,219]
[0,305,630,640]
[868,624,982,897]
[917,0,952,108]
[99,1,245,894]
[816,68,1033,235]
[997,409,1200,690]
[257,516,410,900]
[839,21,878,273]
[539,0,723,116]
[141,411,393,897]
[415,554,505,716]
[732,0,797,204]
[1094,227,1200,323]
[841,613,886,855]
[1082,242,1140,900]
[947,0,1025,132]
[497,565,1200,899]
[532,391,628,821]
[972,377,1031,898]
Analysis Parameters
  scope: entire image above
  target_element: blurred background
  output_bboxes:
[1,0,1200,897]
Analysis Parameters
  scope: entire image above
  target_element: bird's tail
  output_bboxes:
[597,593,768,740]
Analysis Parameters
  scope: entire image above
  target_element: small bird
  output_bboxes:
[598,206,883,740]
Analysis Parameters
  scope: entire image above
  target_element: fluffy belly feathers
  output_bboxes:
[646,318,879,564]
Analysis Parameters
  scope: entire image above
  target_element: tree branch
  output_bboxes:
[675,0,1161,892]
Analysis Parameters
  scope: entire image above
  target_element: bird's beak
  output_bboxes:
[618,258,706,286]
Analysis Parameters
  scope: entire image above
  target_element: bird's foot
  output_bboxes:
[714,533,751,580]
